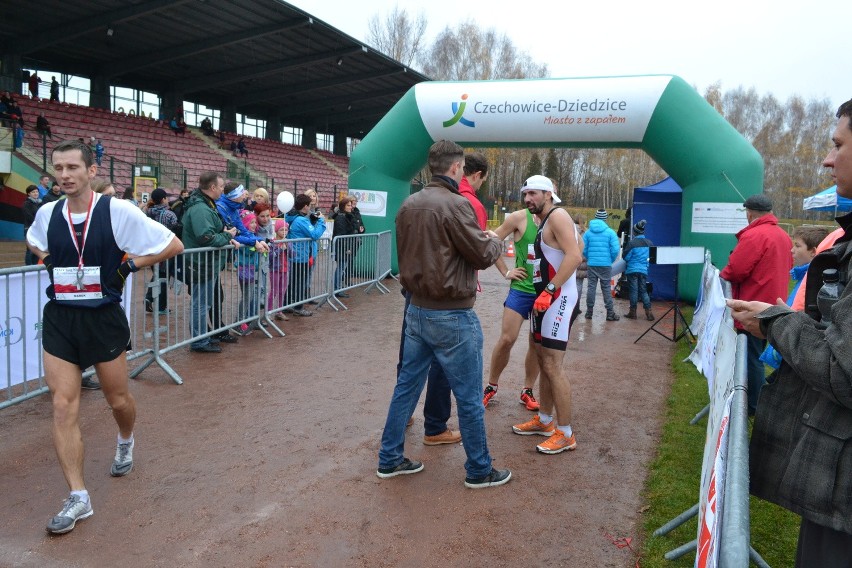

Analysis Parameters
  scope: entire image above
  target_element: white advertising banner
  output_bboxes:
[696,392,733,568]
[2,271,46,387]
[347,189,388,218]
[687,266,727,389]
[2,271,133,389]
[691,202,748,234]
[415,76,673,143]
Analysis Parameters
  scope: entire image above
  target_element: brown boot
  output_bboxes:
[645,308,655,321]
[625,307,637,319]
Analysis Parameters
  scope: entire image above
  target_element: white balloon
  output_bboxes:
[276,191,295,213]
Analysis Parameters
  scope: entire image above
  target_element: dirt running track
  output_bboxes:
[0,263,676,568]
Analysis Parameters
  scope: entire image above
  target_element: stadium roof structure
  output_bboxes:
[0,0,430,139]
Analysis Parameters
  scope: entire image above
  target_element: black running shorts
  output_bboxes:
[42,301,131,369]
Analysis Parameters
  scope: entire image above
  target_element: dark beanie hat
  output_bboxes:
[633,219,647,234]
[595,209,608,220]
[151,188,168,204]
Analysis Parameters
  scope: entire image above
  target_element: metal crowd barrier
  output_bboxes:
[2,232,391,404]
[325,232,391,310]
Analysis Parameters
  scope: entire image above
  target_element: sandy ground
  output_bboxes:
[0,262,677,567]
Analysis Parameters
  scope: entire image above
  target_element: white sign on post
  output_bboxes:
[691,203,748,234]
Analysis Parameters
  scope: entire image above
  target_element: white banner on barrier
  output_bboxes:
[2,271,133,389]
[687,266,726,390]
[696,392,733,568]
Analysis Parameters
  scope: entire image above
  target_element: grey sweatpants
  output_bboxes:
[586,265,614,313]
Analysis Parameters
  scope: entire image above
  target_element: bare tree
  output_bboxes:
[419,20,548,81]
[366,5,428,67]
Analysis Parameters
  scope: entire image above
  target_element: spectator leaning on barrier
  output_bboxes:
[26,139,183,535]
[285,193,326,317]
[728,98,852,567]
[720,193,792,415]
[181,172,240,354]
[144,188,180,314]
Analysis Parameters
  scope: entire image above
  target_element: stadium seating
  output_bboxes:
[15,98,349,206]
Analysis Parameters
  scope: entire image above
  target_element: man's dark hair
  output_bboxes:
[428,140,464,176]
[838,99,852,131]
[52,139,93,168]
[463,152,488,178]
[198,171,222,191]
[294,194,312,210]
[39,173,50,180]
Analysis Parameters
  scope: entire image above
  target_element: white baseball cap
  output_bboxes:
[521,175,561,204]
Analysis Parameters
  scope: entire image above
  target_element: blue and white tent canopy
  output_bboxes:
[803,185,852,212]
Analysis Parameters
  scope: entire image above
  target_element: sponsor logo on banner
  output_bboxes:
[416,76,672,143]
[442,94,476,128]
[347,189,388,217]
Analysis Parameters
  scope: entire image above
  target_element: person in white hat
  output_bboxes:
[510,175,583,455]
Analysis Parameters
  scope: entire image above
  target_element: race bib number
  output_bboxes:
[529,244,542,283]
[54,266,103,300]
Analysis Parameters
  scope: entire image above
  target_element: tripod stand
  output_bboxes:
[635,270,695,344]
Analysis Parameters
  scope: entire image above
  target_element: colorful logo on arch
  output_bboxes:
[443,94,475,128]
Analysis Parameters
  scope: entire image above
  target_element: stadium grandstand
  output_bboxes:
[0,0,429,260]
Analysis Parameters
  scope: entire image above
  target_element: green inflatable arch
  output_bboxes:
[348,75,762,301]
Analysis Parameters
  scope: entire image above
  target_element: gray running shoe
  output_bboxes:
[46,495,93,534]
[464,468,512,489]
[293,308,313,317]
[376,458,424,479]
[110,439,134,477]
[81,377,101,390]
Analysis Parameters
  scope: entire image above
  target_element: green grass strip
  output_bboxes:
[638,310,799,567]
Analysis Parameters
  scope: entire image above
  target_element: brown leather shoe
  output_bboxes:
[423,429,462,446]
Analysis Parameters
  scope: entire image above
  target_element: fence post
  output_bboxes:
[41,132,47,171]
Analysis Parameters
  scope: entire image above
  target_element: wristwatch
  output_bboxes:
[545,283,556,295]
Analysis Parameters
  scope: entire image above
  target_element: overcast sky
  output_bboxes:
[297,0,851,111]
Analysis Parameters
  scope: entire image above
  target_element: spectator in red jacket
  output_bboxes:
[720,194,792,414]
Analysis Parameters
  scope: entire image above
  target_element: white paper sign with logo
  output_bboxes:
[346,189,388,218]
[415,76,672,144]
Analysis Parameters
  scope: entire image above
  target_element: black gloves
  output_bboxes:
[109,259,139,292]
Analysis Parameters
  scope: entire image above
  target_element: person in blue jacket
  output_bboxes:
[214,182,269,335]
[582,209,621,321]
[622,219,655,321]
[285,193,326,316]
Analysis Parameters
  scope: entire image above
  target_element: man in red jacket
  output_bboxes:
[720,194,792,414]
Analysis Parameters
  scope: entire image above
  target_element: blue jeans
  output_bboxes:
[627,272,651,309]
[396,292,451,437]
[190,276,219,348]
[380,304,492,477]
[740,330,767,413]
[586,265,614,312]
[333,258,349,290]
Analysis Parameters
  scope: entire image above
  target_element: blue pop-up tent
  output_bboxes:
[802,185,852,212]
[631,177,682,300]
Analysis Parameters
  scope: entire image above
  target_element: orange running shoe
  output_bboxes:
[483,384,497,407]
[519,388,540,411]
[536,429,577,454]
[511,415,556,436]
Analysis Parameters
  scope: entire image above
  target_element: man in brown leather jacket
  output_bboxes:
[377,139,511,489]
